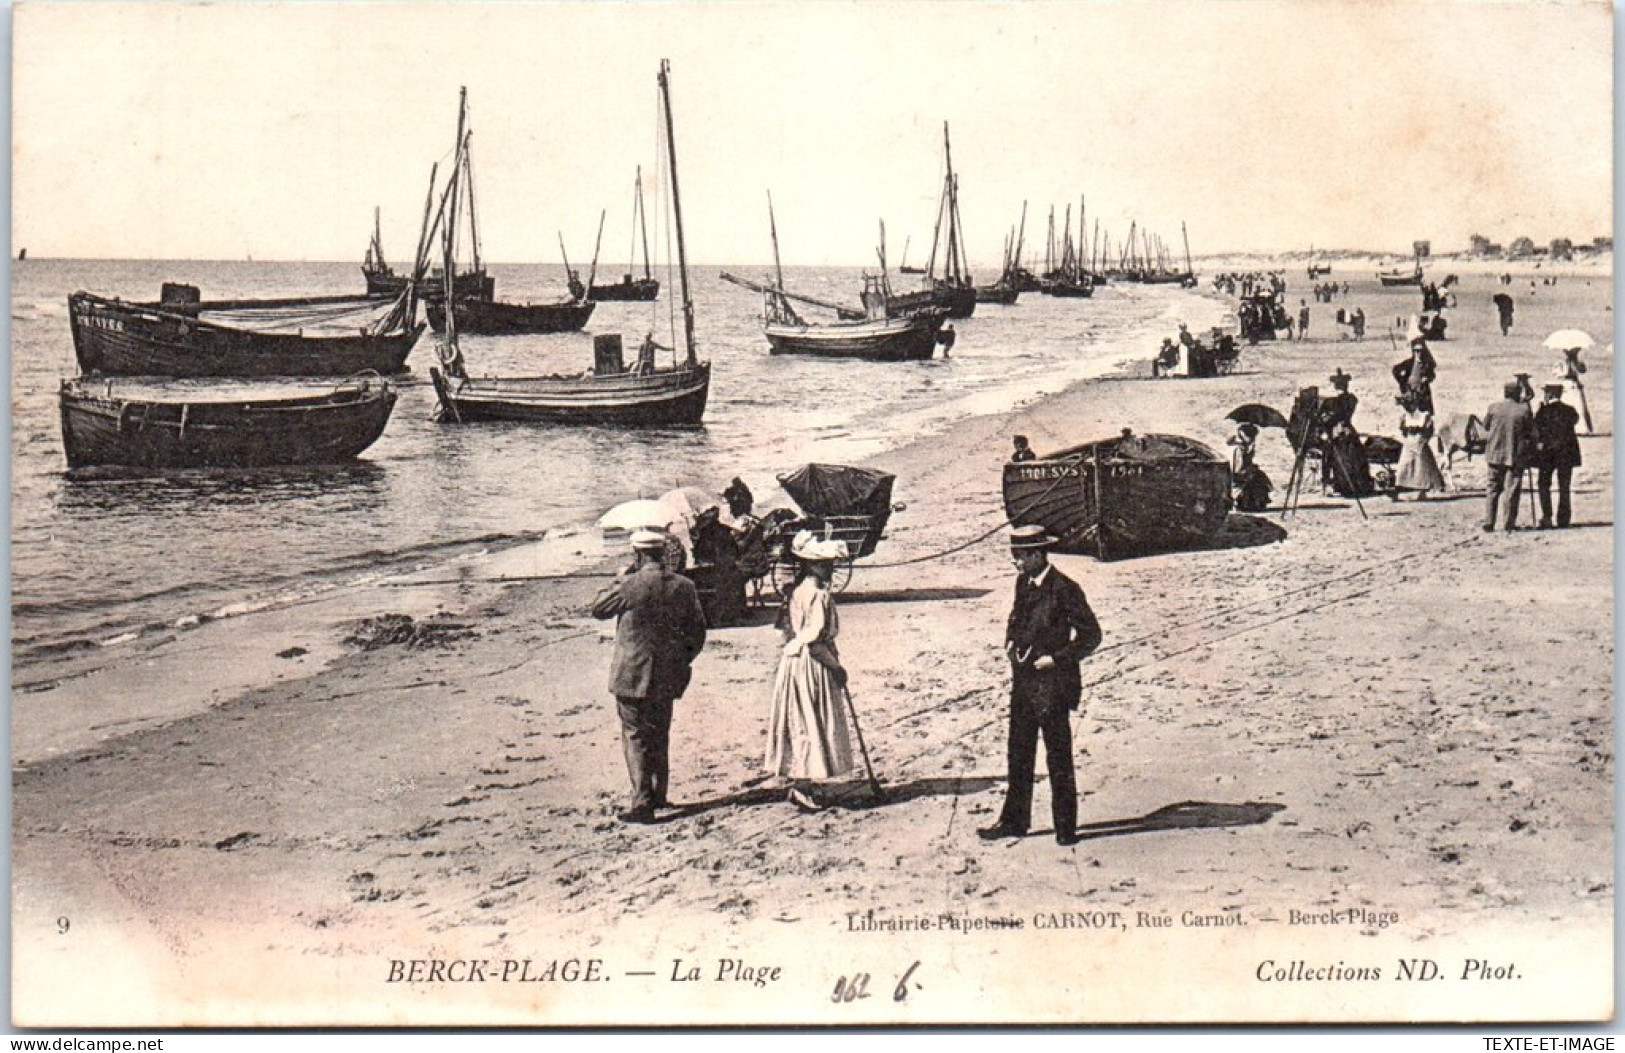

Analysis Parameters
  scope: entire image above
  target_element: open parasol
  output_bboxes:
[1543,329,1596,351]
[597,498,674,532]
[1225,403,1289,429]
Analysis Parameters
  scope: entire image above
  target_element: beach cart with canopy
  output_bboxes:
[753,463,897,597]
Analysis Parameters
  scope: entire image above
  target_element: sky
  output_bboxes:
[10,0,1615,267]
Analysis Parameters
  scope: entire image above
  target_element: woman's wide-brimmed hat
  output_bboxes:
[790,530,847,563]
[1009,524,1059,550]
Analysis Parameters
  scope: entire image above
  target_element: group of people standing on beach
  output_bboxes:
[588,499,1104,847]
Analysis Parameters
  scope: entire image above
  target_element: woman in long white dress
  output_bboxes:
[765,532,855,810]
[1394,393,1446,499]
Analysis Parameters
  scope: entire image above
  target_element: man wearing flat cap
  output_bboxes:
[590,529,708,824]
[1482,379,1537,532]
[980,525,1102,847]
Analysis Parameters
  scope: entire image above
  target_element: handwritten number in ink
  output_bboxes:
[893,960,921,1002]
[56,916,70,935]
[832,972,871,1003]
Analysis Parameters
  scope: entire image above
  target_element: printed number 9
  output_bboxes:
[56,916,70,935]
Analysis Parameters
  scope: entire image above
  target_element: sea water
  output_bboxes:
[11,258,1221,680]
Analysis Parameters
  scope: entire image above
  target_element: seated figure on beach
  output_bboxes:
[1317,369,1374,497]
[1228,422,1273,511]
[1011,434,1037,462]
[1153,339,1180,377]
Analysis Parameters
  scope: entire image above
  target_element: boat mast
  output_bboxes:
[410,162,440,285]
[1013,200,1027,278]
[635,167,652,281]
[767,190,786,292]
[1182,221,1193,277]
[463,132,483,278]
[658,60,696,366]
[587,209,605,294]
[948,173,968,285]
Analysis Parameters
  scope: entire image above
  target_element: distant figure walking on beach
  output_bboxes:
[1481,380,1537,533]
[979,526,1101,848]
[1393,392,1446,500]
[590,529,709,824]
[765,532,856,811]
[1533,383,1581,529]
[1011,435,1036,462]
[1351,307,1367,341]
[1494,293,1515,336]
[1298,301,1310,340]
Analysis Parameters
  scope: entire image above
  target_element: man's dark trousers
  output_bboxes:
[998,680,1077,837]
[617,694,674,811]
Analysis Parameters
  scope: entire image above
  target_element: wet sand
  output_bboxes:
[12,261,1613,1026]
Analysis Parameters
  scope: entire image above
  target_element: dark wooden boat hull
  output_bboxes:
[765,314,942,361]
[365,267,492,302]
[886,284,977,320]
[430,362,709,427]
[427,297,595,335]
[588,277,660,302]
[59,380,397,469]
[974,284,1020,305]
[1378,273,1422,287]
[69,292,423,378]
[1002,433,1231,560]
[1043,280,1095,298]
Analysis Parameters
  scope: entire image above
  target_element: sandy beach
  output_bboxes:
[12,262,1613,1026]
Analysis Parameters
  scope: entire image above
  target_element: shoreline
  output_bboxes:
[11,284,1218,766]
[12,268,1613,1026]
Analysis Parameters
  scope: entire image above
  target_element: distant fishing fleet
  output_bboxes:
[55,60,1202,482]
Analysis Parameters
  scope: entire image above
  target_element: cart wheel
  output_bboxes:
[830,556,855,594]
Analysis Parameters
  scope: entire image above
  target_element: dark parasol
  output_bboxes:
[1225,403,1290,429]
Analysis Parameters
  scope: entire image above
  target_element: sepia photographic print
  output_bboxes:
[9,0,1614,1029]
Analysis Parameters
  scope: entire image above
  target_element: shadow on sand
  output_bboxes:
[1205,513,1289,551]
[1075,800,1286,841]
[838,587,993,606]
[664,775,1000,820]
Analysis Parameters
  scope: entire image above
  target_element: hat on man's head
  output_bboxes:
[1542,383,1566,396]
[1503,381,1523,398]
[1329,368,1352,388]
[789,530,847,563]
[1009,524,1058,551]
[630,529,668,551]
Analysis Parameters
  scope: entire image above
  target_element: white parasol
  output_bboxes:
[1542,329,1596,351]
[597,498,674,533]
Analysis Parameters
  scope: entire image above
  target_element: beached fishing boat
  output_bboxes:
[1378,265,1423,287]
[587,169,661,302]
[430,61,709,428]
[59,375,397,469]
[68,285,424,378]
[1002,431,1231,560]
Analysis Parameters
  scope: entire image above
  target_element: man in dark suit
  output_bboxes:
[590,529,708,824]
[979,526,1102,847]
[1534,383,1582,529]
[1482,379,1537,532]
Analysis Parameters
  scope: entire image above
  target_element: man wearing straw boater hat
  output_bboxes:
[590,529,708,824]
[979,525,1102,847]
